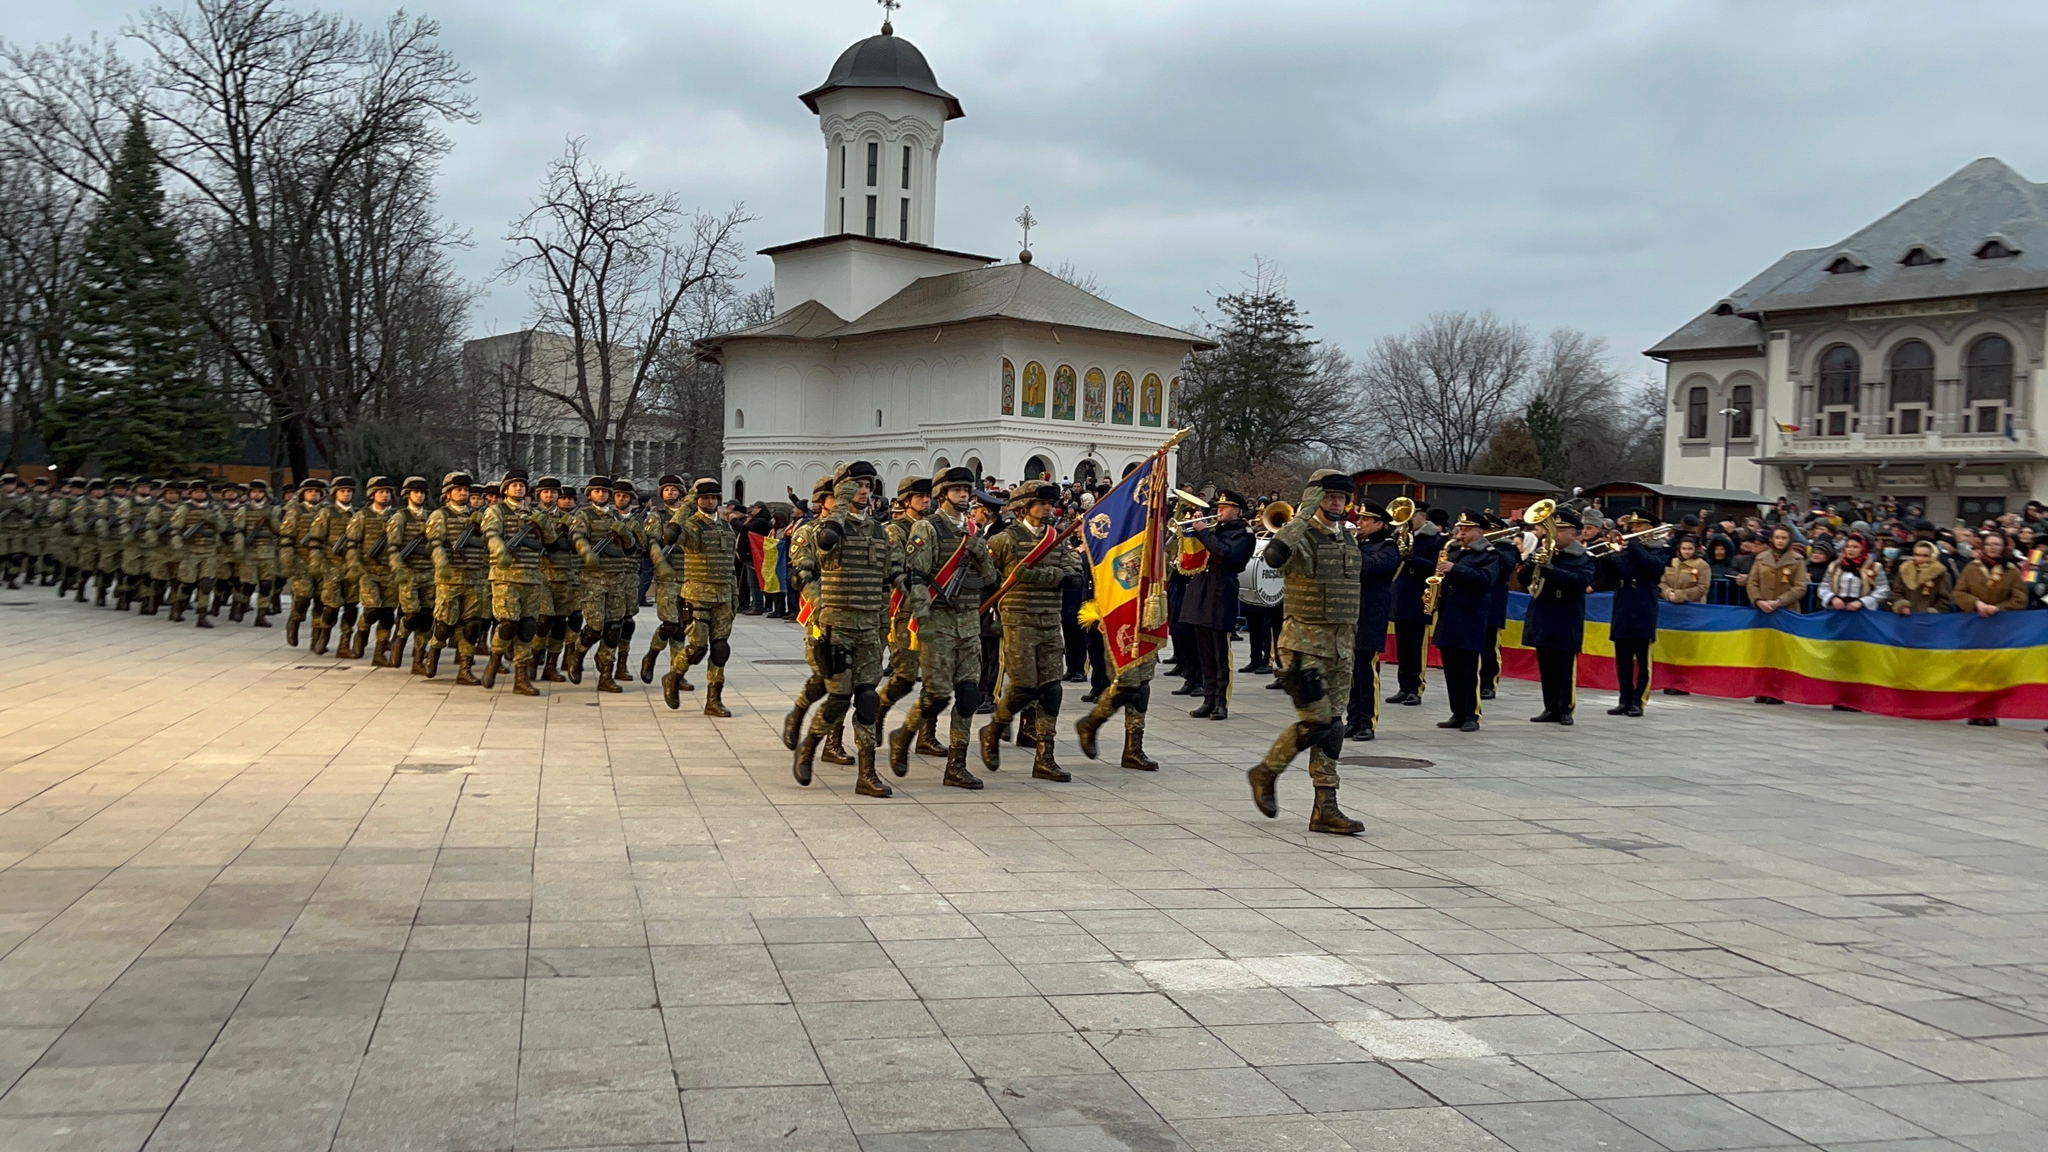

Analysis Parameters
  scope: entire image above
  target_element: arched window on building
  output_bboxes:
[1887,340,1933,435]
[1729,383,1754,440]
[734,409,745,430]
[1817,344,1860,436]
[1685,386,1709,440]
[1024,455,1053,481]
[1966,334,2014,435]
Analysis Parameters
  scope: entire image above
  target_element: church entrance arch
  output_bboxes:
[1073,459,1099,487]
[732,477,745,505]
[964,456,982,481]
[1024,455,1054,481]
[1121,462,1141,478]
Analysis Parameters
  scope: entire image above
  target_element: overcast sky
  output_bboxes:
[17,0,2048,373]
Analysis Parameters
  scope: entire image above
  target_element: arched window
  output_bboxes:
[1729,383,1754,440]
[875,409,884,428]
[1111,371,1134,425]
[933,456,949,472]
[1817,345,1859,435]
[1887,340,1933,434]
[964,456,982,481]
[1685,386,1708,439]
[1082,368,1106,423]
[1966,334,2014,435]
[1000,359,1015,416]
[732,477,745,505]
[1024,455,1053,481]
[734,409,745,430]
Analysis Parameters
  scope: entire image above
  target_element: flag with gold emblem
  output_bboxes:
[1077,430,1189,673]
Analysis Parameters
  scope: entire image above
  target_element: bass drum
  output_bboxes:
[1239,537,1285,608]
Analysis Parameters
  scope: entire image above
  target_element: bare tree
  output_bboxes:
[1049,258,1105,299]
[503,139,750,477]
[1359,311,1533,473]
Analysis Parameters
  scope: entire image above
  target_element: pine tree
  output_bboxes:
[44,111,232,476]
[1525,395,1568,486]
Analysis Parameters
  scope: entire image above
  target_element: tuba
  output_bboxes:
[1257,501,1292,537]
[1387,496,1417,558]
[1522,498,1559,596]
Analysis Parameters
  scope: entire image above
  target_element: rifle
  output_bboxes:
[453,519,483,553]
[504,512,544,554]
[397,530,428,563]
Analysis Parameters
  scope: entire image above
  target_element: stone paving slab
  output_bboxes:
[0,592,2044,1150]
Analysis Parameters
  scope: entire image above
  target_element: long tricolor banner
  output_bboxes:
[1490,593,2048,721]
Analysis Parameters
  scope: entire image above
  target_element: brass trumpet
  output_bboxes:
[1258,501,1292,536]
[1522,498,1559,596]
[1388,495,1417,558]
[1587,523,1675,557]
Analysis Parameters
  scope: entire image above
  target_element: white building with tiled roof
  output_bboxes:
[1647,158,2048,522]
[697,19,1212,504]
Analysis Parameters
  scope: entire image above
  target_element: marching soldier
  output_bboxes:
[234,479,280,626]
[63,477,106,605]
[567,477,625,691]
[480,468,554,695]
[141,482,182,615]
[638,475,691,687]
[1246,469,1366,835]
[166,479,229,627]
[306,476,360,656]
[117,479,157,612]
[27,475,57,586]
[281,478,326,643]
[876,476,930,736]
[346,477,399,663]
[782,476,852,764]
[793,461,902,797]
[1604,511,1666,717]
[0,473,26,588]
[425,472,487,683]
[387,476,438,672]
[665,478,738,716]
[1386,503,1442,707]
[891,466,997,787]
[1344,500,1401,741]
[979,480,1084,782]
[535,478,581,682]
[48,476,83,596]
[1518,506,1596,724]
[1430,510,1505,733]
[207,483,239,616]
[604,480,646,687]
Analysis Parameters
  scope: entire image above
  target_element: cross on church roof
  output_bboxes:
[1016,205,1037,250]
[878,0,900,33]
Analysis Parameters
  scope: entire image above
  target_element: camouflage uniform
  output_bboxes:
[24,478,57,585]
[280,479,328,645]
[876,476,930,734]
[0,474,27,587]
[637,479,691,689]
[116,482,158,611]
[307,477,362,656]
[386,477,438,672]
[793,462,903,797]
[479,470,554,694]
[425,472,488,683]
[534,479,580,682]
[141,488,184,612]
[61,481,105,604]
[347,478,401,664]
[1247,471,1367,835]
[231,482,281,626]
[662,479,738,715]
[44,478,81,592]
[166,483,229,626]
[979,482,1084,781]
[779,477,850,765]
[602,481,646,684]
[889,468,996,787]
[568,478,636,692]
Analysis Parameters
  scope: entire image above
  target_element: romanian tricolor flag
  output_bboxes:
[750,532,782,595]
[1775,419,1803,434]
[1078,451,1174,673]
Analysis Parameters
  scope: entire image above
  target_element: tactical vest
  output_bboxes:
[173,502,222,546]
[242,503,280,553]
[484,500,547,581]
[681,511,737,590]
[432,503,487,576]
[1281,520,1362,628]
[922,512,987,599]
[541,507,581,583]
[818,515,890,625]
[388,506,432,572]
[994,521,1067,619]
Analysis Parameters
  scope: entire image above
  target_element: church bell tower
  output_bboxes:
[799,17,963,247]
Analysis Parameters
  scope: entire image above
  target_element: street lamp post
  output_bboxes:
[1719,407,1741,491]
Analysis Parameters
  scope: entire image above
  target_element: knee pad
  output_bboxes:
[549,617,568,641]
[410,610,433,634]
[320,605,340,625]
[1319,720,1344,759]
[710,638,730,667]
[1037,680,1063,717]
[952,679,980,717]
[1285,665,1326,708]
[853,685,881,727]
[578,625,603,648]
[923,692,953,718]
[602,623,621,647]
[652,621,674,644]
[568,610,584,632]
[195,576,214,595]
[619,618,635,641]
[1129,681,1152,714]
[518,617,538,643]
[431,621,454,642]
[462,619,485,644]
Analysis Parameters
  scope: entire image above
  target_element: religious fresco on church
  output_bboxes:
[1168,376,1183,427]
[1112,371,1134,424]
[1140,373,1163,427]
[1001,359,1015,416]
[1021,361,1046,418]
[1083,368,1106,423]
[1052,365,1077,420]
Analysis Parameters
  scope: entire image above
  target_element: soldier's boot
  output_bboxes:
[793,733,820,786]
[285,603,305,645]
[1074,696,1115,761]
[638,642,661,684]
[194,602,215,629]
[596,648,623,694]
[512,657,539,697]
[781,704,808,752]
[887,724,914,778]
[661,672,682,710]
[1247,763,1281,818]
[821,727,853,766]
[610,645,631,684]
[1015,710,1038,748]
[541,650,564,682]
[227,600,244,622]
[702,681,731,718]
[1030,716,1070,782]
[854,742,892,798]
[978,720,1003,773]
[565,639,585,685]
[424,644,443,679]
[1309,786,1364,836]
[1121,709,1160,769]
[168,592,187,623]
[73,575,86,603]
[916,715,946,757]
[455,656,481,686]
[94,579,108,607]
[253,604,272,628]
[482,652,505,690]
[371,630,394,668]
[309,621,330,655]
[350,625,373,662]
[943,730,984,790]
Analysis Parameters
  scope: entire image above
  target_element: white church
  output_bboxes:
[699,18,1213,505]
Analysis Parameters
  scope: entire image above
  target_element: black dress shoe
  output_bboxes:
[1558,712,1574,726]
[1480,688,1496,700]
[1624,705,1643,717]
[1190,701,1215,718]
[1607,705,1630,716]
[1401,693,1422,706]
[1238,661,1260,673]
[1171,678,1204,696]
[1064,671,1087,683]
[1831,704,1858,713]
[1459,719,1479,732]
[1265,677,1287,690]
[1435,717,1465,729]
[1663,688,1690,696]
[1354,727,1374,741]
[1759,697,1784,705]
[1967,717,1999,727]
[1209,703,1228,721]
[1383,691,1406,704]
[1080,690,1101,704]
[1530,711,1559,723]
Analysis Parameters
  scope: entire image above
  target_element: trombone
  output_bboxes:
[1587,523,1675,556]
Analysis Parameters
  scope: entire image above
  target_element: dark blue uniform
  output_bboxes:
[1181,520,1254,714]
[1603,540,1665,714]
[1388,529,1443,701]
[1432,543,1506,729]
[1346,527,1403,736]
[1481,537,1519,697]
[1518,545,1596,721]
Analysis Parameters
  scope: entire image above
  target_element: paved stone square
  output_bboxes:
[0,595,2044,1151]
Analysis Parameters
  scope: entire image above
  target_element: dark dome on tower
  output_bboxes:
[800,27,963,120]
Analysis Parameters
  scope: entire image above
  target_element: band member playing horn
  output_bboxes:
[1602,510,1667,717]
[1386,502,1442,707]
[1481,513,1520,698]
[1517,505,1596,724]
[1247,469,1366,836]
[1180,489,1253,721]
[1345,500,1401,741]
[1430,509,1505,732]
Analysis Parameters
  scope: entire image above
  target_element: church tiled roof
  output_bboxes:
[825,262,1214,347]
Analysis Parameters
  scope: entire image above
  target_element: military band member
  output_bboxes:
[387,476,437,669]
[1386,504,1442,707]
[1345,500,1400,741]
[782,477,852,765]
[793,461,903,798]
[666,478,739,715]
[306,475,359,656]
[281,478,325,642]
[1182,489,1254,721]
[1604,511,1665,717]
[979,480,1084,782]
[877,475,931,736]
[1518,506,1595,724]
[535,478,581,682]
[1246,469,1366,835]
[638,475,691,686]
[479,468,554,695]
[1430,510,1505,732]
[346,477,399,663]
[890,467,997,787]
[425,472,487,684]
[1480,514,1520,699]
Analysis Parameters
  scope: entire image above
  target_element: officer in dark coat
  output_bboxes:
[1603,511,1666,717]
[1386,505,1445,706]
[1431,509,1506,732]
[1179,490,1255,720]
[1480,513,1520,700]
[1346,500,1402,740]
[1516,506,1597,724]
